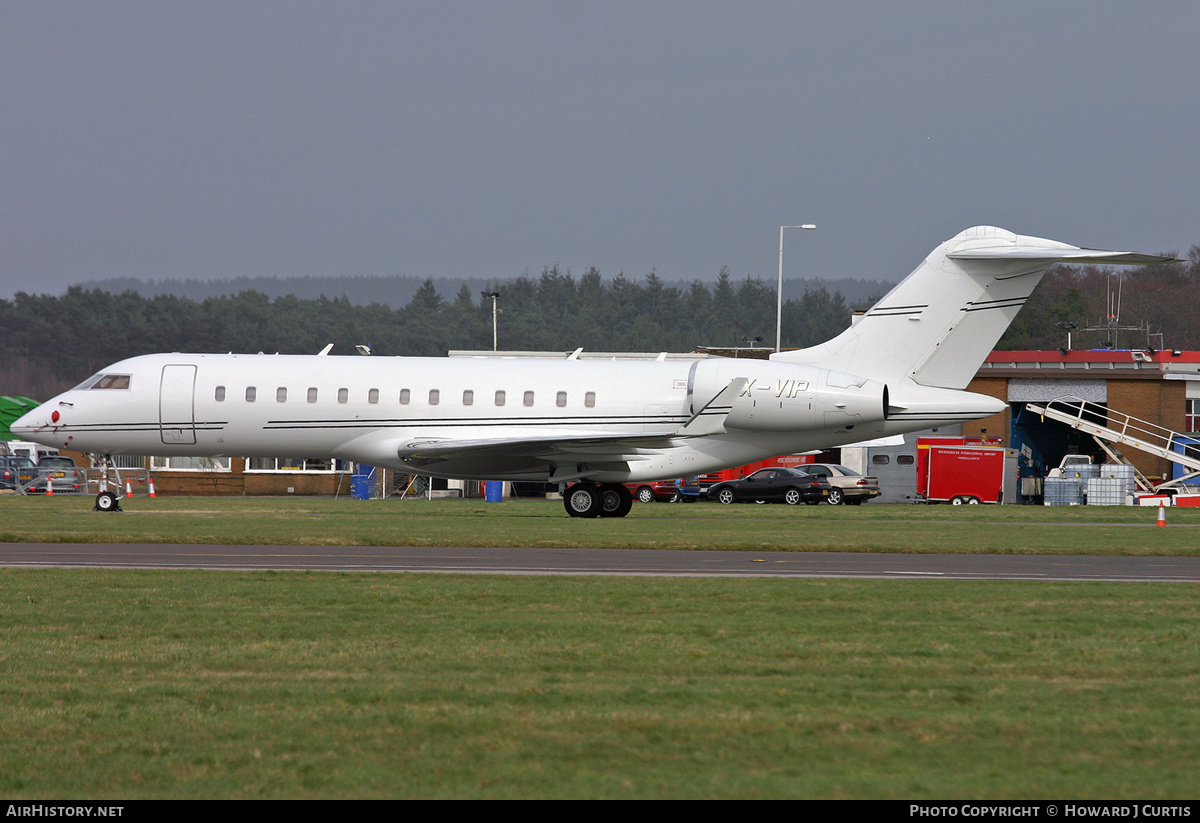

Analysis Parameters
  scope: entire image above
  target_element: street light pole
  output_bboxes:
[482,291,500,351]
[777,224,816,353]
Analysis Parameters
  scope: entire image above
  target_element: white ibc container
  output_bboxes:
[1044,477,1085,506]
[1086,477,1127,506]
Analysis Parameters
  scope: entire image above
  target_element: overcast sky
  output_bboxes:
[3,1,1197,300]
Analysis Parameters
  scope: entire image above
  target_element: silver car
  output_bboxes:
[34,456,85,495]
[794,464,880,505]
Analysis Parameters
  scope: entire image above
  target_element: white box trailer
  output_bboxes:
[0,440,60,465]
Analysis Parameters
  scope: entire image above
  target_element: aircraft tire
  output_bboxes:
[94,491,121,513]
[598,483,633,518]
[563,484,602,518]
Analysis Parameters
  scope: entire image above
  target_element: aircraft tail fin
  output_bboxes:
[772,226,1176,390]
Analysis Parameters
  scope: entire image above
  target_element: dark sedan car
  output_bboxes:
[1,456,36,491]
[708,467,831,506]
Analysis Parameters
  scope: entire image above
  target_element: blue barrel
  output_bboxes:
[351,466,375,500]
[484,481,504,503]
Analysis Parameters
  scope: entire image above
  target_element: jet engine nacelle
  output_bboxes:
[700,361,888,433]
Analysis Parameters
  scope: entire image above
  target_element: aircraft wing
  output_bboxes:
[393,378,750,481]
[396,431,679,482]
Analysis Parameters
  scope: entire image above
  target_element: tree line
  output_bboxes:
[0,266,863,398]
[999,246,1200,351]
[3,246,1198,400]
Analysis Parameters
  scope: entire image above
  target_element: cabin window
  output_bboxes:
[429,389,440,405]
[246,387,257,402]
[523,391,534,407]
[368,388,379,404]
[462,390,474,406]
[276,387,287,402]
[338,388,349,403]
[585,391,596,408]
[86,374,131,390]
[556,391,567,407]
[495,390,506,406]
[399,389,410,405]
[215,386,226,402]
[307,387,318,403]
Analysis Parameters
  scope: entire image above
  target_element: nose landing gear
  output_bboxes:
[94,491,122,512]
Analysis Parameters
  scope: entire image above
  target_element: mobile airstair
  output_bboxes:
[1024,397,1200,493]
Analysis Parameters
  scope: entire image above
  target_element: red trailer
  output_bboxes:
[916,438,1017,505]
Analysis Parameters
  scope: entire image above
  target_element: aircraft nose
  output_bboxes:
[10,408,38,435]
[10,403,53,438]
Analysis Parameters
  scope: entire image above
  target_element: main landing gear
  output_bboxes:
[562,482,633,518]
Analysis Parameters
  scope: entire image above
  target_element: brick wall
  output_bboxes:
[963,377,1009,444]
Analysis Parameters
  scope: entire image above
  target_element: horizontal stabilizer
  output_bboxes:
[948,247,1177,266]
[774,226,1178,389]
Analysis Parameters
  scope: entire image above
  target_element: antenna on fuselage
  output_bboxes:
[318,343,334,356]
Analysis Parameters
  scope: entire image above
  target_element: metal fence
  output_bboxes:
[3,467,152,497]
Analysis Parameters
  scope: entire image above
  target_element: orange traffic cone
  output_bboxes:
[1156,504,1167,527]
[148,478,156,498]
[125,480,134,498]
[46,477,54,496]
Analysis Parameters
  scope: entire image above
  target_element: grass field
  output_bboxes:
[1,494,1199,554]
[1,569,1198,799]
[1,495,1198,798]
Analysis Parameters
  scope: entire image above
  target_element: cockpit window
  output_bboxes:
[83,374,131,390]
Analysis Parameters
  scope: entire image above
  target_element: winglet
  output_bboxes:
[675,378,747,436]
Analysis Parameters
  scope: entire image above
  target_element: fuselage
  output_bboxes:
[13,352,1003,483]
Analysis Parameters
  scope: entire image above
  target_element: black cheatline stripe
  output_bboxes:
[263,413,684,428]
[264,419,684,432]
[56,425,226,433]
[963,299,1027,312]
[887,414,999,421]
[264,414,671,425]
[868,307,926,316]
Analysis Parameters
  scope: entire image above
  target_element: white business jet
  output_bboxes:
[12,226,1173,517]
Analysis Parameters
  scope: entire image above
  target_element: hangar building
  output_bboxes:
[964,349,1200,486]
